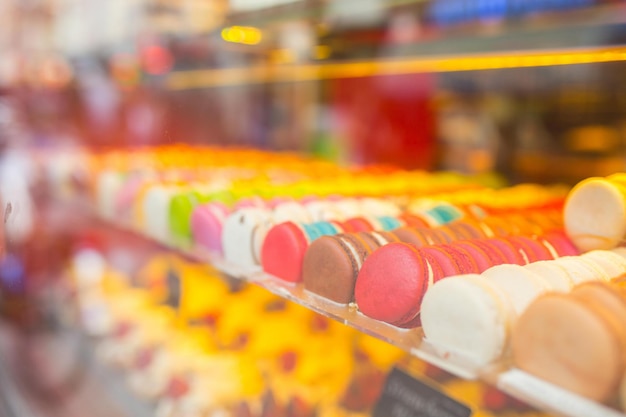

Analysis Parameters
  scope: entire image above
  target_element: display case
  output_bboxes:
[2,1,626,417]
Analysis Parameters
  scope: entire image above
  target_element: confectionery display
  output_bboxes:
[75,250,407,417]
[30,147,626,416]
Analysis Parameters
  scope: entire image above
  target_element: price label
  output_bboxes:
[373,368,472,417]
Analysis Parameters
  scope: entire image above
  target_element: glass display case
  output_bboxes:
[1,1,626,417]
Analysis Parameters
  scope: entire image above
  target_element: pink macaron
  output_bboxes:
[190,202,230,254]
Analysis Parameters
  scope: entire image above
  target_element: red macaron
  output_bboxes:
[261,222,310,283]
[355,242,433,327]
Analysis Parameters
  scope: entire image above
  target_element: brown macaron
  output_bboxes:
[392,227,431,247]
[302,234,373,304]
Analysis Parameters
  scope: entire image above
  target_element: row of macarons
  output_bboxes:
[200,196,562,271]
[312,227,578,328]
[98,175,484,244]
[419,248,626,400]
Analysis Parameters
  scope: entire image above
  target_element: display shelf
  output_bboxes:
[498,370,625,417]
[84,207,626,417]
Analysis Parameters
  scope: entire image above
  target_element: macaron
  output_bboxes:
[222,208,273,267]
[141,184,176,243]
[571,281,626,326]
[357,231,399,249]
[302,234,373,304]
[552,256,609,283]
[190,202,230,254]
[523,261,573,293]
[512,293,626,402]
[482,238,526,265]
[505,236,553,263]
[261,222,310,283]
[376,216,403,231]
[419,245,479,277]
[481,264,551,314]
[392,227,431,247]
[421,274,516,367]
[471,240,508,266]
[450,241,494,273]
[398,213,431,229]
[564,177,626,251]
[581,250,626,280]
[343,217,376,233]
[354,242,432,327]
[97,170,124,219]
[169,190,204,244]
[537,231,580,258]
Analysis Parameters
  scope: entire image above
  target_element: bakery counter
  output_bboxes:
[75,205,624,417]
[37,147,626,417]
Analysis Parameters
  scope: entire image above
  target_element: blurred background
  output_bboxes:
[1,0,626,182]
[1,1,626,416]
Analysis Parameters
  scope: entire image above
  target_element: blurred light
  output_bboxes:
[166,46,626,90]
[429,0,596,25]
[39,56,73,89]
[313,45,331,60]
[270,48,295,64]
[141,45,173,75]
[221,26,262,45]
[0,255,24,294]
[110,53,141,89]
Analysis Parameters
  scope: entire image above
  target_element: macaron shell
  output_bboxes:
[483,238,526,265]
[252,218,275,265]
[471,240,508,266]
[261,222,310,283]
[440,244,481,274]
[302,236,359,304]
[506,236,554,262]
[523,261,573,293]
[355,243,429,325]
[392,227,431,247]
[421,274,512,367]
[343,217,375,233]
[419,246,462,277]
[564,178,626,251]
[481,264,550,315]
[190,204,228,253]
[398,213,430,229]
[539,232,580,257]
[582,250,626,280]
[222,208,272,266]
[512,294,625,402]
[552,257,608,283]
[451,241,493,273]
[571,282,626,328]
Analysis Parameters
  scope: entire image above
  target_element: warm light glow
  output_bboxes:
[166,46,626,90]
[37,56,73,89]
[313,45,331,60]
[221,26,262,45]
[141,45,173,75]
[110,53,140,89]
